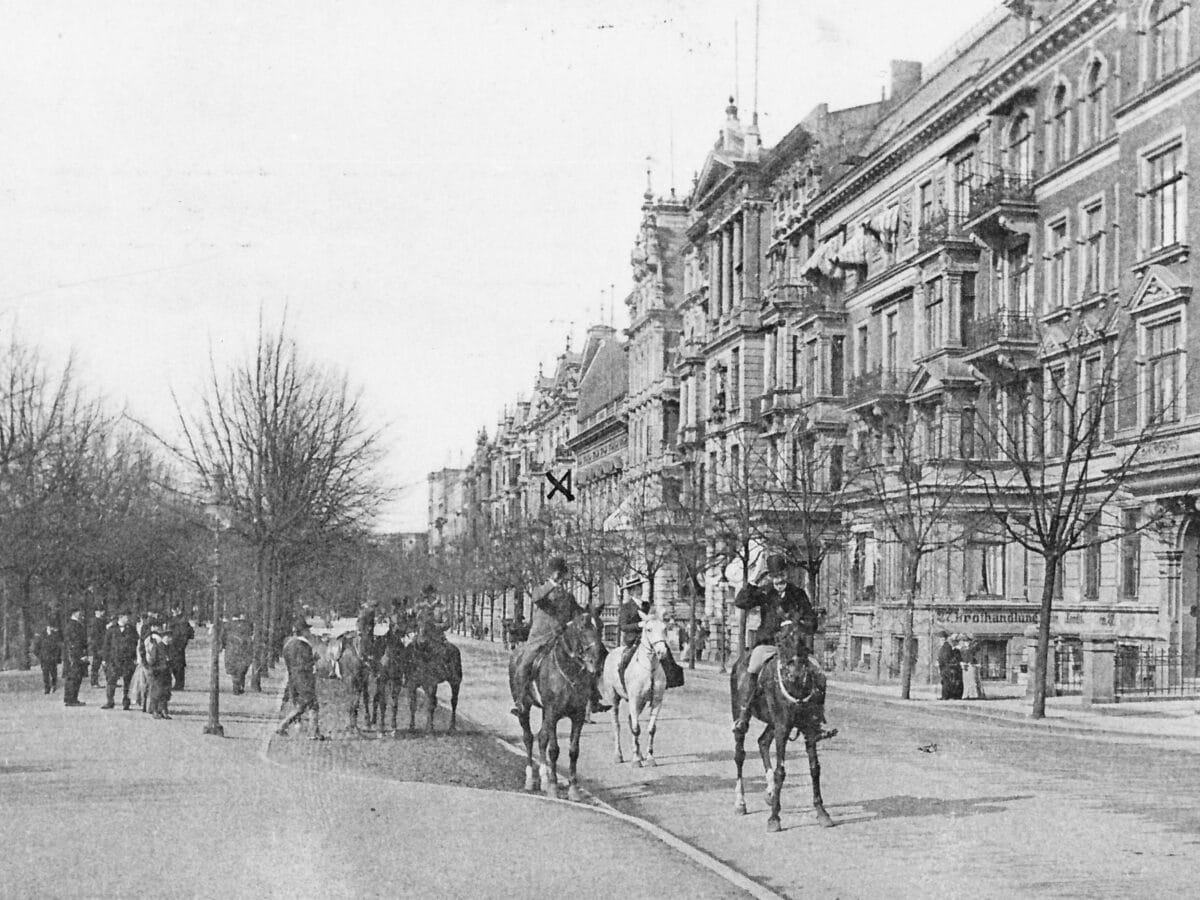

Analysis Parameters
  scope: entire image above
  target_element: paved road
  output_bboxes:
[454,636,1200,899]
[0,649,746,899]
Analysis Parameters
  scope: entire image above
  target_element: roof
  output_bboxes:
[576,338,627,422]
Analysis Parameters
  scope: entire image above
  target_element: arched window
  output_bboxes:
[1050,84,1070,166]
[1085,60,1108,145]
[1150,0,1187,82]
[1006,113,1034,180]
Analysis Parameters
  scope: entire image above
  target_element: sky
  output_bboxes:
[0,0,1000,531]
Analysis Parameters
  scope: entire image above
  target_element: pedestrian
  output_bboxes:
[276,617,324,740]
[61,609,89,707]
[937,630,964,700]
[30,625,62,694]
[961,635,988,701]
[167,607,195,690]
[696,619,709,661]
[222,611,254,695]
[147,626,174,719]
[101,610,140,710]
[87,608,107,688]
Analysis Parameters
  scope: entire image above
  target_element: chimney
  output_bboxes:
[889,60,922,104]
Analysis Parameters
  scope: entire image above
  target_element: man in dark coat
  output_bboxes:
[101,611,140,710]
[732,555,818,734]
[508,556,591,717]
[937,630,964,700]
[222,612,254,695]
[277,617,323,739]
[61,609,89,707]
[356,600,377,662]
[615,593,651,692]
[31,625,63,694]
[146,626,174,719]
[87,609,107,687]
[167,608,195,690]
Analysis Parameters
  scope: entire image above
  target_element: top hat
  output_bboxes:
[766,555,788,577]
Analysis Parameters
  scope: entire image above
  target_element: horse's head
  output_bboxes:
[564,612,604,675]
[775,620,824,707]
[641,617,670,661]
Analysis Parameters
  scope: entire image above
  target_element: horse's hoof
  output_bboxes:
[734,802,747,816]
[567,785,584,802]
[645,757,657,768]
[613,754,624,764]
[816,809,835,828]
[635,759,643,768]
[767,818,781,833]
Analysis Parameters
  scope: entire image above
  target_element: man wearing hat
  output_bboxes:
[731,554,818,734]
[277,616,324,739]
[61,609,89,707]
[356,599,378,663]
[937,630,964,700]
[509,555,592,717]
[87,607,108,688]
[30,624,63,695]
[146,624,175,719]
[223,611,254,695]
[615,590,652,693]
[101,611,140,710]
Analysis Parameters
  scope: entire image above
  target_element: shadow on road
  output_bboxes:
[833,793,1032,825]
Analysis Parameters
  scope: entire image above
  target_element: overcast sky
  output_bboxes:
[0,0,999,530]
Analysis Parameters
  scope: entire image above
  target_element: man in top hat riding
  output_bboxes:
[731,553,818,735]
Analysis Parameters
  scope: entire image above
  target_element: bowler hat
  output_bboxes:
[548,556,568,576]
[766,554,787,576]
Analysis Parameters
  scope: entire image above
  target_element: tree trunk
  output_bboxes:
[250,546,270,692]
[688,573,698,670]
[899,553,920,700]
[734,557,749,662]
[1032,555,1059,719]
[1,576,9,667]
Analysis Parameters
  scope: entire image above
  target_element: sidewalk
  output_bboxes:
[0,639,746,899]
[455,633,1200,741]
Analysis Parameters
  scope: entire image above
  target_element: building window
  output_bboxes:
[1049,219,1069,308]
[1006,113,1034,180]
[885,311,898,370]
[967,541,1004,596]
[730,444,741,484]
[807,342,819,396]
[1083,518,1101,600]
[790,439,800,489]
[1047,366,1067,456]
[1120,509,1141,598]
[829,444,843,491]
[1150,0,1187,83]
[960,407,976,459]
[1050,84,1071,166]
[925,278,944,354]
[791,336,800,388]
[918,180,934,226]
[1081,201,1106,297]
[1007,241,1032,314]
[1147,316,1183,423]
[831,335,845,396]
[1084,60,1107,146]
[856,324,869,376]
[1083,355,1104,439]
[730,348,741,412]
[1143,142,1184,253]
[960,272,976,345]
[953,153,975,215]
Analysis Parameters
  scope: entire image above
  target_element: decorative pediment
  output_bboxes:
[1130,264,1191,314]
[694,151,733,205]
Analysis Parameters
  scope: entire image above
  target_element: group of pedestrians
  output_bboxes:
[30,607,195,719]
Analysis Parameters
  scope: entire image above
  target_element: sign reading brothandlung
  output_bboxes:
[933,608,1040,627]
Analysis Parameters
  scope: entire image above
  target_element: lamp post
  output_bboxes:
[717,573,730,673]
[203,481,232,738]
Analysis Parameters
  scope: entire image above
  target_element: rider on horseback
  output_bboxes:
[616,593,652,693]
[732,554,818,735]
[510,556,605,716]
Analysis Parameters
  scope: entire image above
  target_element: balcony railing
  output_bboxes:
[966,166,1036,222]
[916,212,970,255]
[845,367,913,407]
[963,312,1036,350]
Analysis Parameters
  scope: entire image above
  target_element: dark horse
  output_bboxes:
[730,621,837,831]
[373,626,410,733]
[509,612,603,801]
[404,625,463,732]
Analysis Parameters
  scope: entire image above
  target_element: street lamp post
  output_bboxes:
[717,573,730,674]
[203,484,232,738]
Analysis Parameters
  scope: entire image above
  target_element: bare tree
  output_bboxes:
[177,323,387,688]
[967,312,1176,718]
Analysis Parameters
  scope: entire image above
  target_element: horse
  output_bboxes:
[325,632,377,732]
[373,626,410,733]
[404,625,462,732]
[599,615,669,767]
[510,612,604,801]
[730,620,837,831]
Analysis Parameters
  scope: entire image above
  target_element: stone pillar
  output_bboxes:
[1081,634,1117,706]
[1022,624,1040,698]
[1157,549,1183,666]
[721,228,732,317]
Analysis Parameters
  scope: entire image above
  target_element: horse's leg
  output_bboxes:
[758,722,775,805]
[611,696,624,764]
[807,735,834,828]
[408,682,419,731]
[448,675,460,733]
[520,708,536,792]
[538,711,555,799]
[427,682,438,732]
[566,711,585,802]
[644,687,663,768]
[767,724,787,833]
[628,692,644,768]
[733,723,747,815]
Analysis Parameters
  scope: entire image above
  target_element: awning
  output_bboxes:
[832,229,868,267]
[799,240,836,277]
[868,207,901,244]
[603,493,637,532]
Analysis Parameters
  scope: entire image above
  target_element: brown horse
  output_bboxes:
[373,627,409,733]
[510,612,604,801]
[326,632,377,732]
[730,620,837,831]
[404,627,462,732]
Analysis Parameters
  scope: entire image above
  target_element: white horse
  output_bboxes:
[600,616,669,767]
